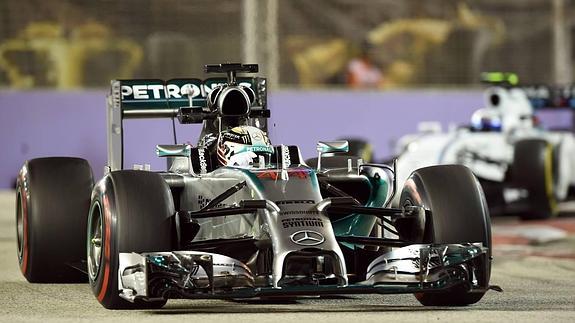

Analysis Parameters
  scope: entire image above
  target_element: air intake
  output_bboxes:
[217,86,251,116]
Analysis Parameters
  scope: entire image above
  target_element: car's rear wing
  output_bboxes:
[106,77,267,171]
[521,84,575,109]
[110,77,267,112]
[481,72,575,109]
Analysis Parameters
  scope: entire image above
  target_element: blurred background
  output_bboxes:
[0,0,574,187]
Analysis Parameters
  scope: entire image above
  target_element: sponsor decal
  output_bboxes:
[281,145,291,168]
[290,230,325,246]
[246,145,274,154]
[280,210,320,216]
[121,84,198,100]
[121,82,252,100]
[197,148,208,174]
[282,217,324,228]
[222,132,243,141]
[275,200,315,205]
[197,195,228,209]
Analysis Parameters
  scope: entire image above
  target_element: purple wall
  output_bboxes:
[0,89,498,188]
[1,91,108,188]
[268,90,484,158]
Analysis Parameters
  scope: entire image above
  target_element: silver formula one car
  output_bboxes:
[15,64,496,309]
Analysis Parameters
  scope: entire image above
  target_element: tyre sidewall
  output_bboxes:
[89,175,121,308]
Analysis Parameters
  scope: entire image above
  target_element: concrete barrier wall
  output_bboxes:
[0,89,570,188]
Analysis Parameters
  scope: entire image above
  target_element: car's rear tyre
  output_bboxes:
[16,157,94,283]
[88,170,174,309]
[399,165,491,306]
[512,139,558,220]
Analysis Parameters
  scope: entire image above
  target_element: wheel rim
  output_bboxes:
[16,190,24,261]
[87,201,103,281]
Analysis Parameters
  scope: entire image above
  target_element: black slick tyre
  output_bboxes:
[16,157,94,283]
[511,139,558,220]
[88,170,174,309]
[399,165,491,306]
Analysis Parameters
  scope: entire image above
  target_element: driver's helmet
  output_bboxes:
[216,126,273,167]
[470,108,502,132]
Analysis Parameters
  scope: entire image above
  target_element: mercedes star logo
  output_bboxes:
[252,132,263,141]
[290,230,325,246]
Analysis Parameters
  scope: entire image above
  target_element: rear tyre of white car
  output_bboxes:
[16,157,94,283]
[88,170,175,309]
[512,139,558,220]
[400,165,491,306]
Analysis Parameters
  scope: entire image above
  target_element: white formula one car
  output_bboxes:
[394,74,575,219]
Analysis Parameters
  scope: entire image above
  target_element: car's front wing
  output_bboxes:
[118,243,489,302]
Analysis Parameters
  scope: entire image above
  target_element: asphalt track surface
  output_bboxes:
[1,191,574,322]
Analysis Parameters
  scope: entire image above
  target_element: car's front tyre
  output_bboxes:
[88,170,175,309]
[400,165,491,306]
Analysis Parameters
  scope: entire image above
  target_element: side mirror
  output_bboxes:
[156,144,193,174]
[317,140,349,154]
[316,140,349,170]
[156,144,191,157]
